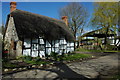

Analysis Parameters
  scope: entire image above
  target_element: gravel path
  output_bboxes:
[66,53,119,79]
[2,53,119,79]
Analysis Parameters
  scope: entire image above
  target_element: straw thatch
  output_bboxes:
[7,9,74,41]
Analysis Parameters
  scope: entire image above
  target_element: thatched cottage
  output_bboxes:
[3,2,75,59]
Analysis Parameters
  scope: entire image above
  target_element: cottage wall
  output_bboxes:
[3,17,70,58]
[23,37,74,58]
[4,17,22,58]
[23,39,31,56]
[16,41,22,57]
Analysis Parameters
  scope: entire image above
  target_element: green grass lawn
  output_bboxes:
[25,60,50,65]
[62,53,92,61]
[24,53,92,64]
[3,62,19,68]
[76,48,120,53]
[3,53,92,68]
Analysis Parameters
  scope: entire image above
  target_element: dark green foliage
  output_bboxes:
[22,55,32,61]
[50,52,58,60]
[113,75,120,79]
[21,56,50,65]
[57,55,63,61]
[33,57,41,62]
[3,62,18,68]
[106,45,117,50]
[25,60,50,65]
[61,49,65,57]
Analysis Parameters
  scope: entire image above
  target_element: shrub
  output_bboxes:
[57,55,63,61]
[75,48,80,51]
[106,45,117,50]
[16,56,23,60]
[33,57,41,62]
[22,55,32,61]
[50,52,58,60]
[3,62,18,68]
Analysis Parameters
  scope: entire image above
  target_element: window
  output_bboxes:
[39,44,45,51]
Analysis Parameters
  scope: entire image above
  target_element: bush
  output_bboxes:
[16,56,23,60]
[50,52,58,60]
[33,57,41,62]
[3,62,18,68]
[106,45,117,50]
[22,55,32,61]
[57,55,63,61]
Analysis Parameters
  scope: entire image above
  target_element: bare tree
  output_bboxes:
[59,3,88,48]
[60,3,88,40]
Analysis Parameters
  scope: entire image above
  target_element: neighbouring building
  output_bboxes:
[3,2,75,59]
[78,27,119,50]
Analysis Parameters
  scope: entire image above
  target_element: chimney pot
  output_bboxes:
[62,16,68,26]
[10,2,17,13]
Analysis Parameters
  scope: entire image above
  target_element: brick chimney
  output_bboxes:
[10,2,17,13]
[62,16,68,26]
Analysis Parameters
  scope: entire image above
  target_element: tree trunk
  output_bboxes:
[74,33,76,51]
[104,27,109,50]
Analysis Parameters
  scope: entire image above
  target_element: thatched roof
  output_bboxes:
[7,9,74,41]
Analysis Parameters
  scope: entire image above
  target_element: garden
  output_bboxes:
[2,51,92,73]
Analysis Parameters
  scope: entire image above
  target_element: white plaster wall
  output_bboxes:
[51,47,54,52]
[110,39,120,46]
[70,42,74,46]
[46,41,51,47]
[23,49,31,56]
[46,48,51,55]
[39,51,45,57]
[70,47,74,52]
[39,38,44,44]
[16,41,22,57]
[32,44,38,57]
[67,48,70,53]
[23,38,74,57]
[67,42,74,53]
[23,39,31,56]
[116,39,120,46]
[55,48,59,53]
[63,39,67,44]
[32,50,38,57]
[59,38,67,44]
[24,39,31,47]
[54,40,59,47]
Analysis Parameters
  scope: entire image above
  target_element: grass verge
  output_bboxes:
[76,48,120,53]
[62,53,92,61]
